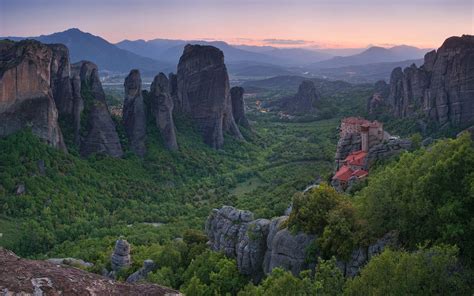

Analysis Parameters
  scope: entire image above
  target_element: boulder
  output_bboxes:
[126,259,156,283]
[111,239,131,272]
[230,86,250,128]
[0,40,65,150]
[177,44,242,149]
[123,69,147,156]
[73,61,123,157]
[150,73,178,150]
[0,248,180,295]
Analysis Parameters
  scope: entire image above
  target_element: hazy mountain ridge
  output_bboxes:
[1,28,173,74]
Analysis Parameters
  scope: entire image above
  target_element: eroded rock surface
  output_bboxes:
[111,239,132,272]
[0,40,65,150]
[0,248,180,296]
[74,61,123,157]
[207,206,399,280]
[372,35,474,126]
[230,86,250,128]
[150,73,178,150]
[123,69,147,156]
[279,80,320,114]
[127,260,156,283]
[177,44,242,148]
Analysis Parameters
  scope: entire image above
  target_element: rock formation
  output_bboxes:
[49,44,75,116]
[367,80,390,115]
[73,61,123,157]
[123,69,147,156]
[279,80,320,114]
[111,239,132,272]
[230,86,250,128]
[168,72,179,110]
[366,138,412,166]
[177,44,243,149]
[126,259,156,283]
[0,248,180,295]
[0,39,66,150]
[206,206,398,280]
[150,73,178,150]
[372,35,474,126]
[262,216,315,276]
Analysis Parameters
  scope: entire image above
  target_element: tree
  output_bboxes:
[344,245,470,296]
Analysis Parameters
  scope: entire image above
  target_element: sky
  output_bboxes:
[1,0,472,49]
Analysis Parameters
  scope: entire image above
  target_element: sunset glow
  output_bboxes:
[1,0,472,48]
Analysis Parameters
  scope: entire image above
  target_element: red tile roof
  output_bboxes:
[333,165,354,182]
[345,150,367,167]
[333,165,369,182]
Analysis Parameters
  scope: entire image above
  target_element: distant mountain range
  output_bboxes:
[308,45,429,69]
[1,28,173,74]
[1,28,431,82]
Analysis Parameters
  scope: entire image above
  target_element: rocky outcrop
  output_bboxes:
[279,80,320,114]
[111,239,132,272]
[206,206,315,280]
[230,86,250,128]
[367,80,390,115]
[206,206,398,280]
[366,138,412,166]
[374,35,474,126]
[0,248,179,295]
[263,217,315,276]
[0,40,66,150]
[177,44,243,149]
[47,257,94,269]
[49,44,75,116]
[74,61,123,157]
[127,259,156,283]
[123,69,147,156]
[168,72,179,110]
[334,133,361,169]
[150,73,178,150]
[338,231,398,277]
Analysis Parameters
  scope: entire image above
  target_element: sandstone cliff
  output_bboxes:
[177,44,243,149]
[373,35,474,126]
[150,73,178,150]
[73,61,123,157]
[0,248,179,296]
[230,86,250,128]
[0,40,66,150]
[123,69,147,156]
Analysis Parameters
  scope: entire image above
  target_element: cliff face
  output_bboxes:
[123,69,147,156]
[379,35,474,126]
[0,40,66,150]
[230,86,250,128]
[74,61,123,157]
[150,73,178,150]
[49,44,75,116]
[279,80,320,114]
[177,44,242,149]
[0,248,180,296]
[206,206,396,281]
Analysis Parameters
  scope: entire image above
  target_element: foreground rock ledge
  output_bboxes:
[0,248,180,296]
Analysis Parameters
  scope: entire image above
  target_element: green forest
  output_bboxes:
[1,83,473,295]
